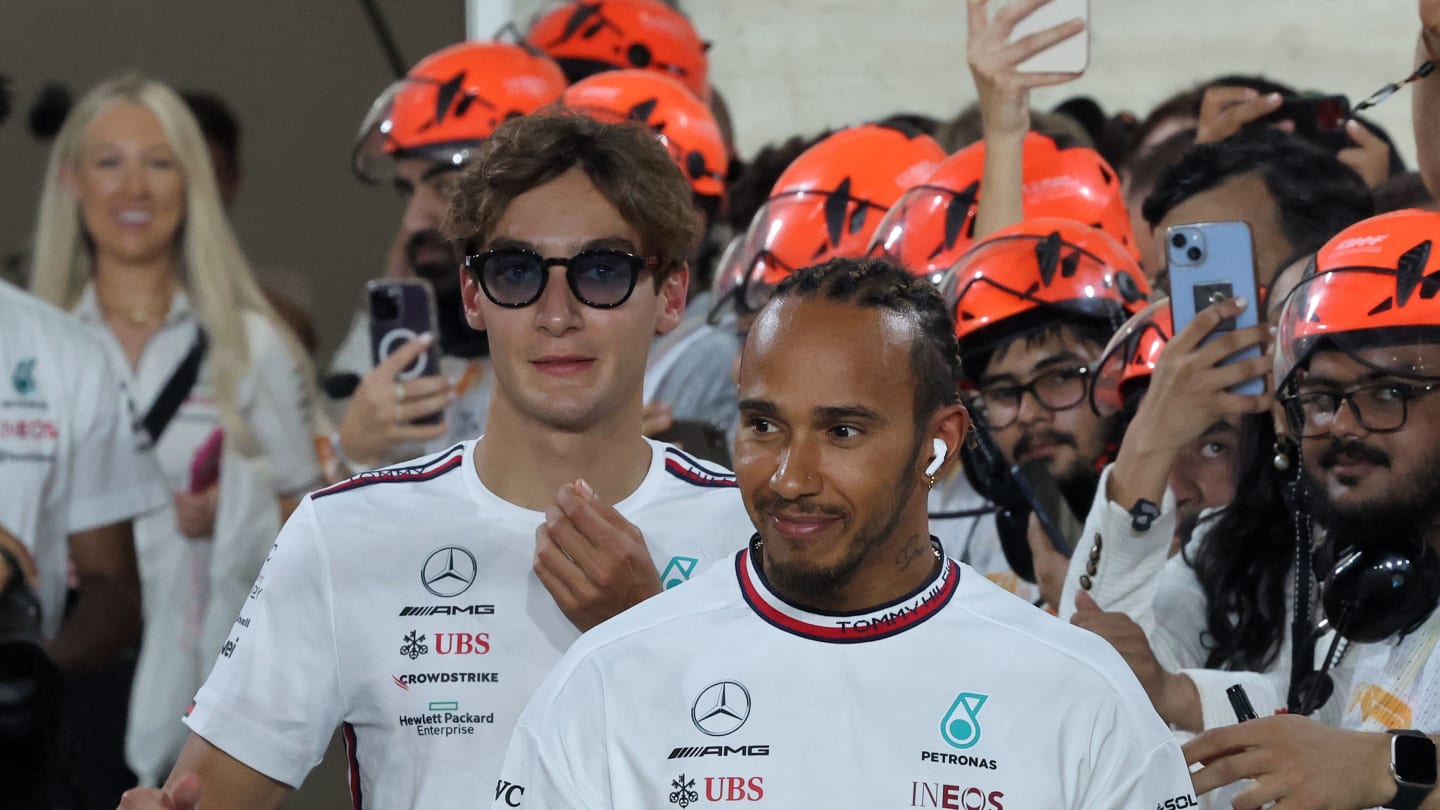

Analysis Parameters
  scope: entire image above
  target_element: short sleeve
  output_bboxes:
[1076,678,1198,809]
[492,659,611,810]
[64,339,168,532]
[241,316,321,496]
[184,497,343,787]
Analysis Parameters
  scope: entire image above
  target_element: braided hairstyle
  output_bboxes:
[770,257,962,432]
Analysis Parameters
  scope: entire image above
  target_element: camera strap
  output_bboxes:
[141,329,208,445]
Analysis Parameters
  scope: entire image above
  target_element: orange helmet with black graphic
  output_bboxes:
[562,69,727,201]
[720,123,946,313]
[1090,299,1173,417]
[353,41,567,183]
[869,132,1138,284]
[939,217,1151,358]
[1276,209,1440,388]
[527,0,709,101]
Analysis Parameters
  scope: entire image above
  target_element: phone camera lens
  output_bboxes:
[1187,246,1203,262]
[1171,233,1187,249]
[371,289,401,321]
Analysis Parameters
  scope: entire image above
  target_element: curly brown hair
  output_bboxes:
[443,110,700,288]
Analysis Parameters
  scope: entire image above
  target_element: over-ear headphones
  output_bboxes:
[925,438,947,478]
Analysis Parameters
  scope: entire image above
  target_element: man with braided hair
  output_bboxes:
[492,258,1194,809]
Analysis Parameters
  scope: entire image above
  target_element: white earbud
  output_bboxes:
[925,438,947,477]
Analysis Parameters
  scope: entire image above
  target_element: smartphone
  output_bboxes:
[1253,95,1352,152]
[1011,457,1082,556]
[189,428,224,493]
[1167,221,1265,397]
[1008,0,1089,74]
[654,419,732,469]
[367,279,443,425]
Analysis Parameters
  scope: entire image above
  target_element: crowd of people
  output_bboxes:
[6,0,1440,807]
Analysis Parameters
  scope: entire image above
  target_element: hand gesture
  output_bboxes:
[534,479,662,632]
[1337,119,1392,188]
[336,333,450,468]
[174,485,219,540]
[1195,86,1285,144]
[1071,591,1197,727]
[967,0,1086,140]
[1185,714,1396,809]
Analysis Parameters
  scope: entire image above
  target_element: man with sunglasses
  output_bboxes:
[1187,210,1440,810]
[121,113,753,809]
[325,41,567,474]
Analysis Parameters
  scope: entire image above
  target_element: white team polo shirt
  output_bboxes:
[496,541,1198,809]
[0,280,169,637]
[184,438,753,807]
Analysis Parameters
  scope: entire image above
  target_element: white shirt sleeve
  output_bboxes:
[1075,665,1199,809]
[493,659,612,810]
[240,315,321,496]
[183,496,342,787]
[1059,464,1179,624]
[64,339,168,532]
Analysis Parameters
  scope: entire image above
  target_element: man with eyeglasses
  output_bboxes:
[120,113,753,810]
[932,218,1152,608]
[1187,209,1440,810]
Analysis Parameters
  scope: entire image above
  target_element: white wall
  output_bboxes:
[1,1,1427,356]
[529,0,1426,163]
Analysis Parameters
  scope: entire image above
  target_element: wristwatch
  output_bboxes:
[1128,498,1161,533]
[1385,730,1438,810]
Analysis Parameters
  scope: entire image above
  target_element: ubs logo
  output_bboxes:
[691,681,751,737]
[422,546,477,598]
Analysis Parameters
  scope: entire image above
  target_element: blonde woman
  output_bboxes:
[29,74,322,787]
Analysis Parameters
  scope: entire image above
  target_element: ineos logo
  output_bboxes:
[421,546,477,598]
[691,681,751,737]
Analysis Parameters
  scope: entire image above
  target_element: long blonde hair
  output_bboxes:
[30,74,319,456]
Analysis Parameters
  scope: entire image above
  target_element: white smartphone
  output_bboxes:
[1008,0,1090,74]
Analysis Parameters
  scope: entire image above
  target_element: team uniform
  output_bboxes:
[184,438,753,807]
[72,286,323,785]
[644,292,740,434]
[0,279,168,637]
[496,539,1198,809]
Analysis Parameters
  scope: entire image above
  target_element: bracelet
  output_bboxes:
[327,430,371,476]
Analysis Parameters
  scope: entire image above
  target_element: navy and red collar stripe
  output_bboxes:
[736,537,958,644]
[312,445,465,500]
[663,446,738,489]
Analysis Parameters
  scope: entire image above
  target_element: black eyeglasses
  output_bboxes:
[1284,382,1440,438]
[972,367,1092,430]
[464,247,658,309]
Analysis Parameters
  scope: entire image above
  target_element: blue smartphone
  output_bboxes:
[1167,221,1265,396]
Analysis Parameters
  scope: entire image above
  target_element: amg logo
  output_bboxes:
[399,605,495,616]
[668,745,770,759]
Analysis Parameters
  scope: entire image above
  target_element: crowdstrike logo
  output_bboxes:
[691,681,751,737]
[421,546,477,597]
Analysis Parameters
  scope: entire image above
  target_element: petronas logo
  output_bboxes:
[940,692,987,749]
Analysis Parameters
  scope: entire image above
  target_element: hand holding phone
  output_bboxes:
[1252,95,1352,152]
[368,279,444,426]
[1166,222,1267,397]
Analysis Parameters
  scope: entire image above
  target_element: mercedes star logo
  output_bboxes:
[691,680,751,736]
[421,546,478,598]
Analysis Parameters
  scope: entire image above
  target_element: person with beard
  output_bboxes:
[934,217,1151,607]
[327,42,568,473]
[491,257,1196,809]
[119,112,755,809]
[1186,210,1440,809]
